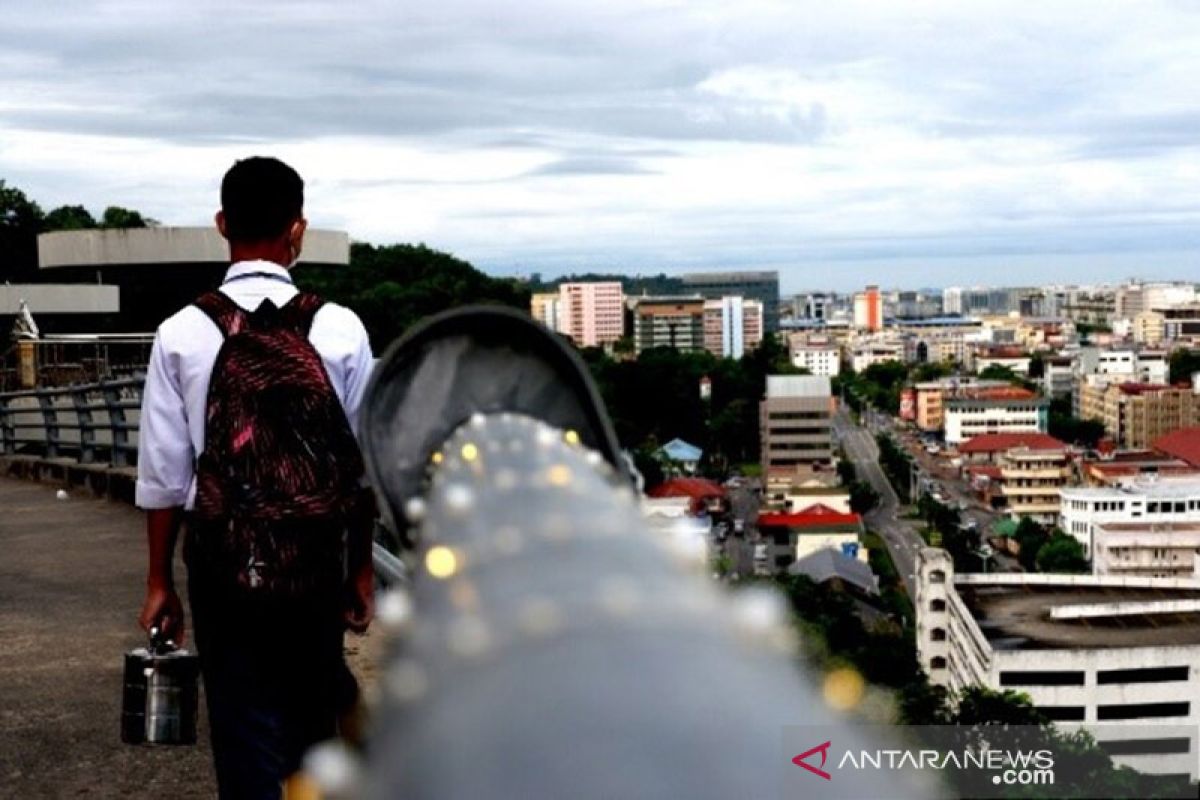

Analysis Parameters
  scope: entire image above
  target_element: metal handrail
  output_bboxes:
[0,377,144,467]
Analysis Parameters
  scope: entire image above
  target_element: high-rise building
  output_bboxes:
[680,271,780,333]
[792,291,839,321]
[1089,382,1200,450]
[1115,281,1197,320]
[852,285,883,331]
[1160,305,1200,341]
[630,296,705,353]
[557,282,625,347]
[702,296,763,359]
[760,375,834,476]
[940,286,1029,317]
[529,292,561,331]
[942,287,964,316]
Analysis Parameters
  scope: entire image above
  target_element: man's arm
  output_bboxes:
[138,508,186,643]
[135,330,195,643]
[343,488,376,634]
[342,312,376,634]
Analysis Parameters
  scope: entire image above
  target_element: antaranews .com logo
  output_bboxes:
[781,724,1198,800]
[791,738,1054,787]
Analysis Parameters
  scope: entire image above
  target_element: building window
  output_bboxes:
[929,570,946,584]
[929,599,946,612]
[1097,702,1190,721]
[999,670,1085,686]
[930,628,947,641]
[1097,666,1189,685]
[1098,738,1194,756]
[930,657,947,670]
[1037,706,1086,722]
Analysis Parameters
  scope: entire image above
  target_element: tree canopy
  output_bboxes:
[1035,532,1089,573]
[293,242,531,350]
[0,179,156,282]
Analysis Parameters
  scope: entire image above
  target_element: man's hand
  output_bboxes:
[139,585,186,646]
[344,568,374,634]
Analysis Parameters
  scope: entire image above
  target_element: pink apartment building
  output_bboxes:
[558,282,625,347]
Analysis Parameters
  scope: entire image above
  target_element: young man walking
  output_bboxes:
[136,157,375,798]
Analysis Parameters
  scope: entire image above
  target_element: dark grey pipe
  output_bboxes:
[362,413,925,799]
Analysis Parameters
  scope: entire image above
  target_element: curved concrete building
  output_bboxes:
[35,227,350,331]
[38,227,349,271]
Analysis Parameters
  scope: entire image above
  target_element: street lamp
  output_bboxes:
[976,542,993,574]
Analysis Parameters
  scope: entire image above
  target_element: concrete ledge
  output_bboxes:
[0,455,138,504]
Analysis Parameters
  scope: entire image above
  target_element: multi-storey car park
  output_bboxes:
[916,547,1200,781]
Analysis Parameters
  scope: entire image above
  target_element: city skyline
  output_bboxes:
[2,2,1200,293]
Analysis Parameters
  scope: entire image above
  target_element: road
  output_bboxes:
[834,406,925,592]
[722,482,762,579]
[856,409,1022,574]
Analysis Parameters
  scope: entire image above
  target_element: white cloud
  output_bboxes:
[1,1,1200,290]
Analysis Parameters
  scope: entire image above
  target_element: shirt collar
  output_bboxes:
[223,260,293,284]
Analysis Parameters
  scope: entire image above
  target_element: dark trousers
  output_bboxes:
[188,573,357,800]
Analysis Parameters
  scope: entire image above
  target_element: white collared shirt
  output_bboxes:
[135,260,374,510]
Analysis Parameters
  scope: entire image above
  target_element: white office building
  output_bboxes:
[1060,476,1200,562]
[916,548,1200,780]
[789,335,841,377]
[943,395,1048,446]
[1092,521,1200,579]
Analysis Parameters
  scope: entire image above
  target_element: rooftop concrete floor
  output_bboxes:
[0,476,378,798]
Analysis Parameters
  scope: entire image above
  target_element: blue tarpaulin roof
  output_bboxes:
[660,438,703,462]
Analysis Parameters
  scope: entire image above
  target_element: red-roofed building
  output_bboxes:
[756,503,867,573]
[959,432,1067,465]
[1080,458,1199,487]
[960,434,1071,524]
[944,387,1049,445]
[1080,380,1200,449]
[974,347,1032,376]
[647,477,727,515]
[1153,427,1200,467]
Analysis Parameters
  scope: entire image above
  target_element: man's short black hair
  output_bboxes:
[220,157,304,242]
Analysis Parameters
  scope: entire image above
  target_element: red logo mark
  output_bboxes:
[792,740,833,780]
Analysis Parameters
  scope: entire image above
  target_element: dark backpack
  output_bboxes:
[189,290,366,597]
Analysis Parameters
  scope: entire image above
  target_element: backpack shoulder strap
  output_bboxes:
[194,291,249,338]
[281,292,327,337]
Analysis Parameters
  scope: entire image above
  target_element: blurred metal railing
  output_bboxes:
[336,413,918,800]
[0,377,143,466]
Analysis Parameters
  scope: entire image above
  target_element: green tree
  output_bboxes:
[0,179,45,281]
[1013,517,1049,571]
[1027,352,1045,379]
[856,361,908,414]
[100,206,148,228]
[44,204,97,231]
[295,242,531,350]
[849,481,880,514]
[953,686,1047,726]
[1169,348,1200,385]
[1035,532,1089,573]
[1047,397,1106,448]
[897,679,951,724]
[910,361,953,383]
[978,363,1022,384]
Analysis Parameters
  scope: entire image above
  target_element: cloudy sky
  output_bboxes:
[3,0,1200,292]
